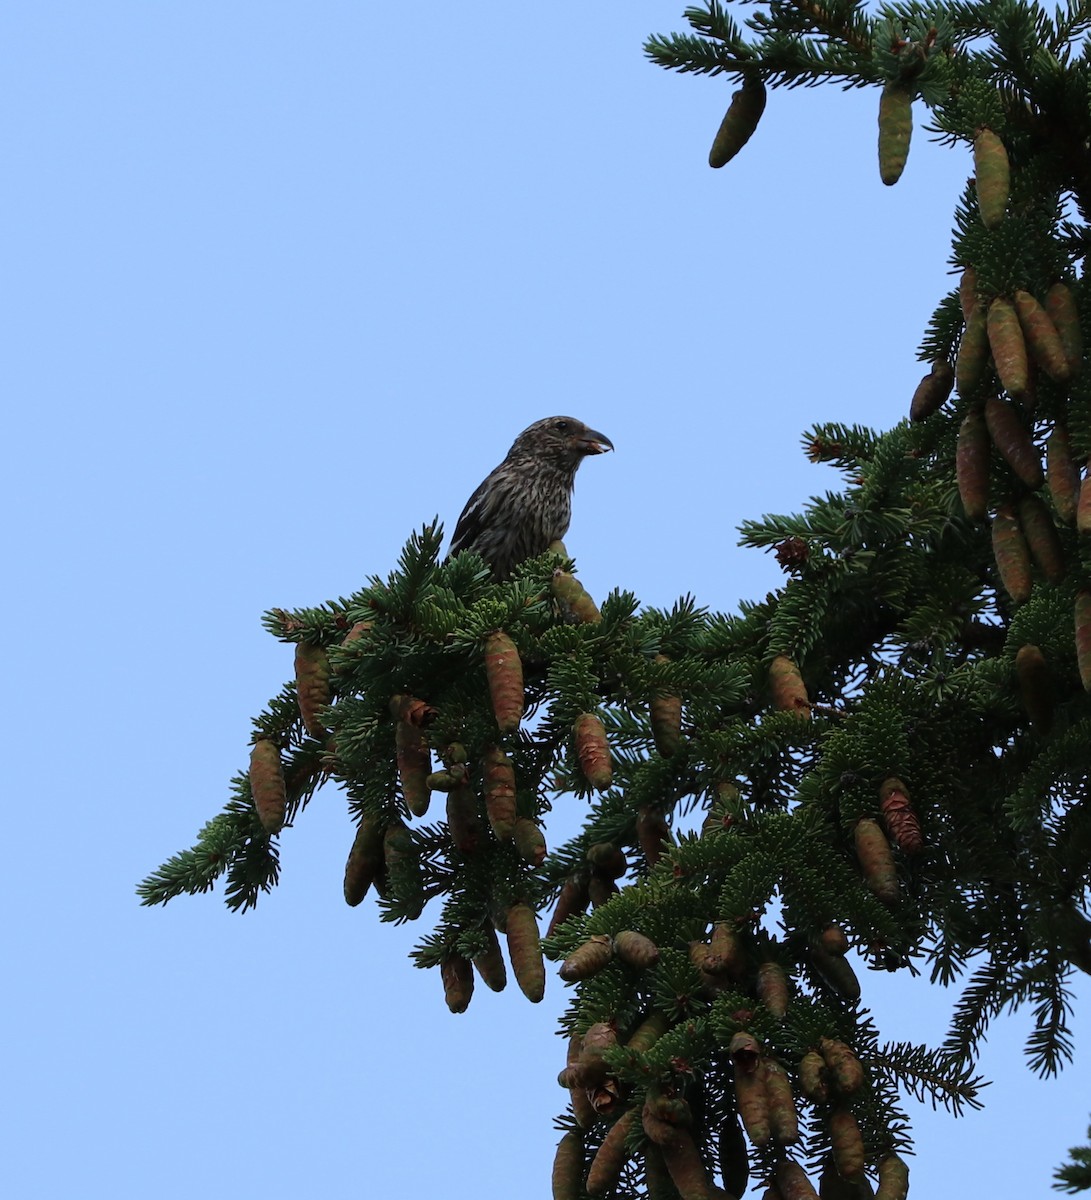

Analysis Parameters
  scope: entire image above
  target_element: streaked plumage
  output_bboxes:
[449,416,613,579]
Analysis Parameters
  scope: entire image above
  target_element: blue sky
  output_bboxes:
[5,3,1088,1197]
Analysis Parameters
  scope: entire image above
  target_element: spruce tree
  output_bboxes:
[140,1,1091,1195]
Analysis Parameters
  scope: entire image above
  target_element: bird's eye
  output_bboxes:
[553,420,571,432]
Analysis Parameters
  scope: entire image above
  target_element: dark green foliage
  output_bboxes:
[1056,1123,1091,1192]
[136,784,280,913]
[138,1,1091,1194]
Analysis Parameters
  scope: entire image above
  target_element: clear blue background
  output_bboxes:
[4,3,1087,1196]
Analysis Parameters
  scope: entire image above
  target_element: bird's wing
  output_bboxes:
[449,467,505,555]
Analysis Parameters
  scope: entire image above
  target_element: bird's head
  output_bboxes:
[508,416,614,467]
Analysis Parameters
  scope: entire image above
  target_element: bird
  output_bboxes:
[448,416,614,579]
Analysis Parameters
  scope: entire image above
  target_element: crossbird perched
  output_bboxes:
[448,416,614,579]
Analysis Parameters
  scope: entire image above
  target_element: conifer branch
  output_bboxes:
[1055,1123,1091,1193]
[783,0,874,54]
[137,788,276,909]
[871,1040,987,1114]
[644,31,750,75]
[1027,970,1076,1077]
